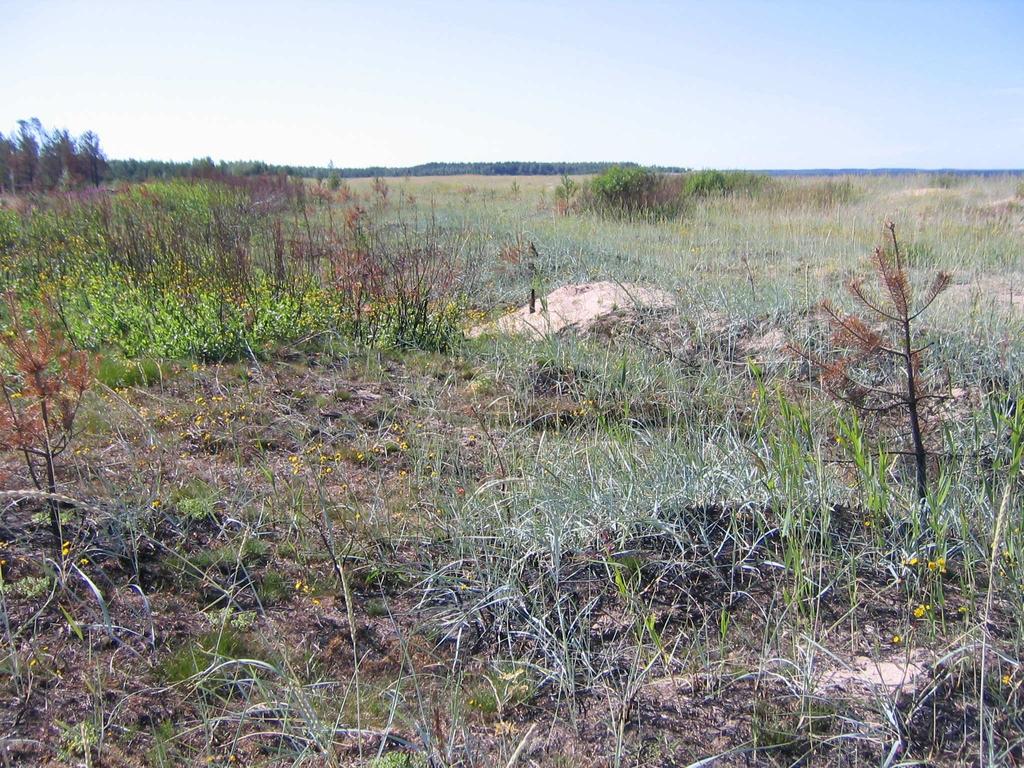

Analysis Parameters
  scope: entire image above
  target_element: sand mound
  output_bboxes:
[473,281,675,339]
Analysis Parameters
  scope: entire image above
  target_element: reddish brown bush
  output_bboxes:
[0,293,92,543]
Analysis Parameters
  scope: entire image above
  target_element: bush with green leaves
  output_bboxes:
[588,165,659,215]
[682,169,767,198]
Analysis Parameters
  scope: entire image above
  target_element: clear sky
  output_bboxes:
[2,0,1022,169]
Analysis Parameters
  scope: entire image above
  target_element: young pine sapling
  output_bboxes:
[813,222,951,518]
[0,293,93,545]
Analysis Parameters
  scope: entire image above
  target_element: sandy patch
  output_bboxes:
[944,276,1024,316]
[976,197,1024,226]
[741,327,789,357]
[472,281,675,339]
[896,187,949,198]
[818,653,930,694]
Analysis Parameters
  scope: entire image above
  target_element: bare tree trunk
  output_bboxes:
[901,318,929,511]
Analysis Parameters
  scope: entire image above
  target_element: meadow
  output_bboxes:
[0,170,1023,767]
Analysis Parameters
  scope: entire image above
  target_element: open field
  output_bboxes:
[1,172,1023,767]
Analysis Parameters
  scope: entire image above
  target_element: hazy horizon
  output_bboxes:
[3,0,1022,170]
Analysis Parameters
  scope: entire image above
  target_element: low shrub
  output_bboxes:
[682,169,768,198]
[590,165,657,212]
[583,165,684,218]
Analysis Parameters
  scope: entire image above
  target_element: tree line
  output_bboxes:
[2,118,691,192]
[0,118,107,193]
[106,158,686,182]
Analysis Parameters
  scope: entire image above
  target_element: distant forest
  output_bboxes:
[2,118,1019,194]
[105,158,691,183]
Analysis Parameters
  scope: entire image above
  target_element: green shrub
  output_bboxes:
[682,169,767,198]
[589,165,658,214]
[170,479,218,522]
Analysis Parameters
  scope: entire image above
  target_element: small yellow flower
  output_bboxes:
[905,556,919,566]
[892,634,902,645]
[494,720,519,736]
[1003,674,1013,685]
[913,604,930,619]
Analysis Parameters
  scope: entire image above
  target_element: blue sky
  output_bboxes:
[2,1,1022,168]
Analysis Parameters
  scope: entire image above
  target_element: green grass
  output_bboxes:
[95,354,167,388]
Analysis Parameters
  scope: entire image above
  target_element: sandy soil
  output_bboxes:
[473,281,676,339]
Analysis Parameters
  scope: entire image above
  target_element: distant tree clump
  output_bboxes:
[0,118,107,193]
